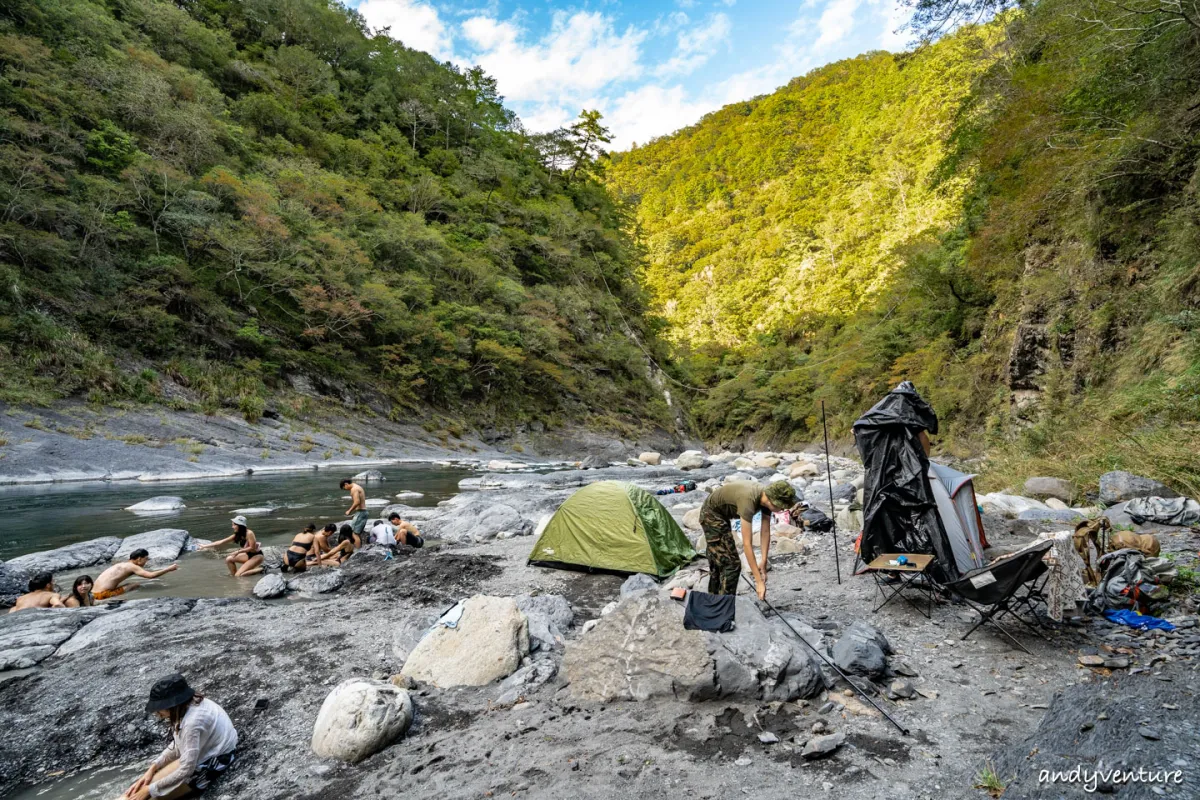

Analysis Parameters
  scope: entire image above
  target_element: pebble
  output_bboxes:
[735,756,753,766]
[811,721,827,734]
[819,702,836,714]
[758,732,779,744]
[1078,655,1105,667]
[1138,726,1162,741]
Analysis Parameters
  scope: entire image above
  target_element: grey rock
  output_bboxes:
[0,607,106,670]
[113,529,190,564]
[56,599,194,657]
[392,611,440,662]
[705,596,824,702]
[802,731,846,759]
[7,537,122,575]
[495,656,559,706]
[311,678,412,763]
[1023,477,1076,502]
[620,573,659,598]
[0,562,30,602]
[675,450,708,471]
[832,621,891,679]
[758,731,779,744]
[287,569,344,596]
[889,658,919,677]
[125,496,186,513]
[1099,471,1179,504]
[516,594,574,652]
[401,595,529,688]
[1017,508,1085,523]
[353,469,386,482]
[437,502,532,543]
[253,573,288,599]
[1138,726,1161,741]
[580,456,606,470]
[888,679,917,699]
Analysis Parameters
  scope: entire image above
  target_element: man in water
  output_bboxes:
[699,480,798,599]
[341,478,369,541]
[370,512,424,548]
[93,548,178,600]
[7,572,65,613]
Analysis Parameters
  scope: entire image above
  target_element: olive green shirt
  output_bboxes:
[704,481,764,522]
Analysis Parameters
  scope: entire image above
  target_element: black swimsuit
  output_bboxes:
[283,535,314,570]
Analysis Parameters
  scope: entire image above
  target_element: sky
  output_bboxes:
[349,0,914,150]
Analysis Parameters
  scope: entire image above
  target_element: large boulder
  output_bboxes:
[400,595,529,687]
[682,508,702,531]
[789,461,820,478]
[831,621,891,679]
[753,455,781,469]
[7,537,122,576]
[515,594,574,652]
[579,455,606,470]
[125,496,186,513]
[311,678,413,763]
[253,573,288,599]
[286,570,344,596]
[56,599,194,657]
[113,529,190,564]
[438,503,531,542]
[706,596,824,702]
[1099,471,1179,504]
[392,611,440,662]
[1,562,30,603]
[0,607,105,671]
[353,469,386,482]
[564,591,712,702]
[638,452,662,466]
[675,450,707,470]
[621,573,660,597]
[977,493,1049,518]
[1023,477,1075,503]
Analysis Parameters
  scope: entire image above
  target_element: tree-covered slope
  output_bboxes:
[609,6,1200,492]
[0,0,671,432]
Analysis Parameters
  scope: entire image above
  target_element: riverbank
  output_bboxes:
[0,400,688,486]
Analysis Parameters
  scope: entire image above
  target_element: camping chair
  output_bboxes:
[936,540,1053,655]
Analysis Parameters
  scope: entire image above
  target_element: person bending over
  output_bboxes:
[370,512,424,548]
[7,572,65,613]
[280,524,319,574]
[699,480,798,599]
[198,516,264,578]
[123,674,237,800]
[63,575,94,608]
[341,478,369,541]
[94,549,178,601]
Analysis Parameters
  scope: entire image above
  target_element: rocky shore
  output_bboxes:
[1,454,1197,799]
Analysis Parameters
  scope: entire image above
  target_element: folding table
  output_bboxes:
[864,553,935,618]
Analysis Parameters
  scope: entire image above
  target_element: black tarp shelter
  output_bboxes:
[853,381,961,581]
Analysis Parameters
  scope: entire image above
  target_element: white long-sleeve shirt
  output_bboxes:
[149,698,238,797]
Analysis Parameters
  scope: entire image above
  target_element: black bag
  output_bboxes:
[683,591,736,632]
[801,507,834,532]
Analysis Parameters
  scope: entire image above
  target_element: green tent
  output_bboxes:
[528,481,697,576]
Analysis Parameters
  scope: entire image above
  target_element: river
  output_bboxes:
[0,465,470,600]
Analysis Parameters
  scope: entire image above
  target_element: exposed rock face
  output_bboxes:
[0,608,105,670]
[831,621,891,679]
[400,595,529,687]
[0,563,30,603]
[675,450,707,470]
[706,597,824,702]
[253,573,288,599]
[1023,477,1075,503]
[438,502,532,542]
[1099,471,1179,504]
[638,452,662,466]
[564,591,713,702]
[515,594,573,653]
[6,537,122,576]
[56,599,194,657]
[113,529,190,564]
[311,678,413,763]
[286,570,344,596]
[125,496,186,513]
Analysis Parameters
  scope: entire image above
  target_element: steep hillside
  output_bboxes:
[609,6,1200,493]
[0,0,672,433]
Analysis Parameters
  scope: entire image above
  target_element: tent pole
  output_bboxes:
[741,573,909,736]
[822,400,842,585]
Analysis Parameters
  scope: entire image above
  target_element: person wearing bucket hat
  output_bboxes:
[197,515,264,578]
[698,480,799,600]
[123,674,237,799]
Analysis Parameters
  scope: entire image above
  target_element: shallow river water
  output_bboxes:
[0,465,470,600]
[5,764,143,800]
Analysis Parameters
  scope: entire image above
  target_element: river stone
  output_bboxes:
[706,596,824,701]
[580,455,606,469]
[392,611,440,662]
[7,537,122,575]
[254,573,288,599]
[676,450,707,470]
[516,594,574,652]
[400,595,529,687]
[287,569,344,596]
[56,598,194,657]
[1023,477,1075,503]
[790,461,820,478]
[0,607,105,670]
[495,655,559,707]
[393,491,424,501]
[438,503,531,542]
[486,460,526,471]
[638,452,662,466]
[1044,498,1069,510]
[353,469,385,482]
[564,591,712,702]
[125,496,186,513]
[733,457,756,470]
[1099,471,1179,504]
[802,731,846,759]
[683,508,702,530]
[621,573,659,597]
[754,455,781,469]
[832,621,892,679]
[311,678,413,763]
[113,529,190,564]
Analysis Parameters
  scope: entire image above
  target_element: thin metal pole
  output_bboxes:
[741,573,909,735]
[822,400,841,585]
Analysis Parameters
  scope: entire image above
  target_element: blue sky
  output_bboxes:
[349,0,913,150]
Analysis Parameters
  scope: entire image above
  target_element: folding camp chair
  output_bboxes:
[937,540,1053,655]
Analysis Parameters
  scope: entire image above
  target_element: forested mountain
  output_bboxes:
[0,0,672,432]
[609,2,1200,490]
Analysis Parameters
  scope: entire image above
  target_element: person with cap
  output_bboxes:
[197,516,263,578]
[123,674,237,799]
[698,480,799,599]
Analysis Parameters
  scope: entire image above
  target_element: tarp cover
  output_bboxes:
[854,382,960,581]
[528,481,696,576]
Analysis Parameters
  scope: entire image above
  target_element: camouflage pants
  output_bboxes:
[701,504,740,595]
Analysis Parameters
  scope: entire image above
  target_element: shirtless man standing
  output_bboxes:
[7,572,65,613]
[93,548,178,600]
[341,478,369,542]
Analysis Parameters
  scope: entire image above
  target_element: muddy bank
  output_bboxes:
[0,399,687,485]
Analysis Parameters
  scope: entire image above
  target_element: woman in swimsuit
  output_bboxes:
[280,524,318,574]
[62,575,94,607]
[198,516,264,577]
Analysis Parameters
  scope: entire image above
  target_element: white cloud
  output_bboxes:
[358,0,453,60]
[655,13,732,77]
[815,0,863,50]
[605,84,720,150]
[876,0,912,51]
[461,11,645,105]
